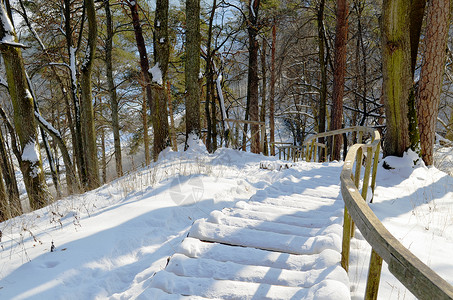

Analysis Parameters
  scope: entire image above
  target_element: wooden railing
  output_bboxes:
[225,119,266,153]
[303,126,453,300]
[270,142,305,162]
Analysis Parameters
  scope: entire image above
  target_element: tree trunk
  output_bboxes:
[260,37,268,156]
[317,0,327,160]
[417,0,450,165]
[204,0,217,153]
[409,0,427,76]
[0,132,11,221]
[64,0,86,189]
[128,1,154,161]
[247,0,261,154]
[167,81,178,151]
[105,0,123,178]
[381,0,411,157]
[331,0,348,161]
[185,0,201,146]
[79,0,99,190]
[142,90,151,165]
[152,0,170,160]
[0,3,53,210]
[0,161,9,221]
[270,22,276,156]
[0,123,21,216]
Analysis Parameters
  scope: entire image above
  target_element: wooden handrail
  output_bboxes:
[304,127,453,299]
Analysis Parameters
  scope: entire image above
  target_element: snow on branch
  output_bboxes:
[34,111,62,139]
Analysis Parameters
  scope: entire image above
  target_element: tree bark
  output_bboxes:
[152,0,170,160]
[270,22,276,156]
[204,0,217,153]
[105,0,123,177]
[0,114,21,216]
[0,131,11,221]
[331,0,348,161]
[260,37,268,156]
[185,0,201,146]
[167,81,178,151]
[247,0,261,154]
[417,0,450,165]
[381,0,411,157]
[0,3,53,210]
[317,0,327,160]
[409,0,427,76]
[64,0,86,189]
[128,1,154,161]
[79,0,99,190]
[142,90,150,165]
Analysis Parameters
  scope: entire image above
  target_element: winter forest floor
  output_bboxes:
[0,140,453,299]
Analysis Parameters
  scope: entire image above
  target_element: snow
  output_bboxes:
[0,75,8,87]
[0,4,15,44]
[250,0,256,18]
[69,47,77,84]
[1,142,453,299]
[21,140,39,163]
[149,62,163,86]
[216,72,228,121]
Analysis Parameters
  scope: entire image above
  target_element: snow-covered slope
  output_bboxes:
[0,142,452,299]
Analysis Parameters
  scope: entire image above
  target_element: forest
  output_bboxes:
[0,0,451,221]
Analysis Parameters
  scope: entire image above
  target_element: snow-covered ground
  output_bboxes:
[0,140,452,299]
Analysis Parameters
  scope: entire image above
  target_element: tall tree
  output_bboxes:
[152,0,170,160]
[104,0,123,177]
[269,22,276,156]
[185,0,201,146]
[317,0,327,160]
[64,0,86,188]
[0,3,52,209]
[80,0,100,190]
[204,0,217,153]
[0,108,21,215]
[417,0,450,165]
[331,0,348,161]
[260,37,268,155]
[126,1,154,161]
[381,0,412,157]
[247,0,261,154]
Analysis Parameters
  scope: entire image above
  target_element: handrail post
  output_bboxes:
[361,147,374,201]
[365,249,383,300]
[314,143,318,162]
[341,206,352,272]
[370,142,381,200]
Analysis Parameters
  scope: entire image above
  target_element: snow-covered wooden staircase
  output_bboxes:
[147,176,351,299]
